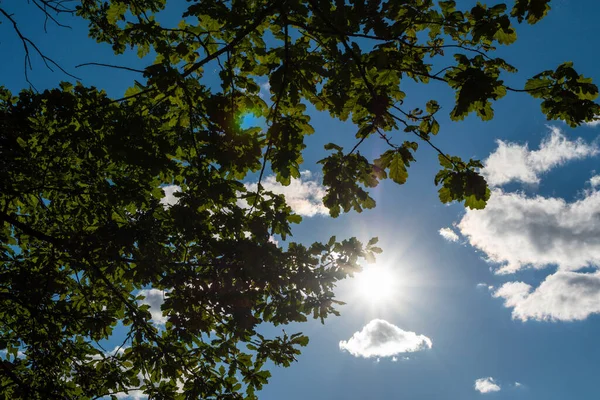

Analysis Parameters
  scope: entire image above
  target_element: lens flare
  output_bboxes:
[238,112,259,129]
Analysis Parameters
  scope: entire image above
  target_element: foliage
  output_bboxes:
[0,0,598,398]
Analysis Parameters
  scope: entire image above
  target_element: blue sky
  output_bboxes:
[2,1,600,399]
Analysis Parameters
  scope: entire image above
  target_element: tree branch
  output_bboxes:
[75,62,145,74]
[181,0,281,79]
[0,7,79,88]
[0,210,64,246]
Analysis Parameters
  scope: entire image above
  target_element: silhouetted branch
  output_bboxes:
[0,7,80,88]
[31,0,74,32]
[75,62,145,74]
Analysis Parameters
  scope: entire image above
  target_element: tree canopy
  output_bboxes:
[0,0,598,398]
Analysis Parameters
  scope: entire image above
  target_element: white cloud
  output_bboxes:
[514,382,523,388]
[474,377,501,393]
[453,127,600,322]
[160,185,181,207]
[244,170,328,217]
[161,172,328,218]
[457,189,600,275]
[339,319,432,359]
[268,235,279,247]
[494,271,600,321]
[476,283,494,291]
[114,389,147,400]
[0,349,25,359]
[257,80,271,98]
[482,127,597,186]
[585,119,600,127]
[107,346,127,357]
[137,289,167,325]
[439,227,459,242]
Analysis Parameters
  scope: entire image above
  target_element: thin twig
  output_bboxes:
[182,0,281,79]
[75,62,145,74]
[249,3,289,215]
[0,7,80,88]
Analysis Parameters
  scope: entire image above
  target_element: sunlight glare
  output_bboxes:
[355,266,396,303]
[239,112,262,129]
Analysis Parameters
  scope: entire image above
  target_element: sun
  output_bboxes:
[355,266,396,303]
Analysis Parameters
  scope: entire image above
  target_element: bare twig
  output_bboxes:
[0,7,80,88]
[31,0,73,32]
[75,62,145,74]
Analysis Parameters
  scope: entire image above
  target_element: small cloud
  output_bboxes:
[585,119,600,127]
[481,126,597,187]
[0,349,25,359]
[477,283,495,291]
[258,81,271,98]
[514,382,523,388]
[475,377,501,394]
[493,271,600,321]
[590,175,600,188]
[244,171,329,217]
[391,356,398,362]
[137,288,168,325]
[160,185,181,207]
[339,319,432,359]
[268,235,279,247]
[113,389,148,400]
[107,346,127,357]
[439,227,459,242]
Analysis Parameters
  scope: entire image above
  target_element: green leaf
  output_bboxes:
[388,152,408,184]
[367,237,379,246]
[106,2,127,24]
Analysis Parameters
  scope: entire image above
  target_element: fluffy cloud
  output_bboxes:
[585,119,600,127]
[160,171,328,217]
[159,185,182,207]
[457,189,600,274]
[137,288,167,325]
[244,170,328,217]
[474,377,501,393]
[481,127,597,186]
[339,319,432,358]
[494,271,600,321]
[451,127,600,322]
[439,227,459,242]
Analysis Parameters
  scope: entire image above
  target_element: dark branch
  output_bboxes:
[181,0,281,78]
[75,62,145,74]
[0,7,80,88]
